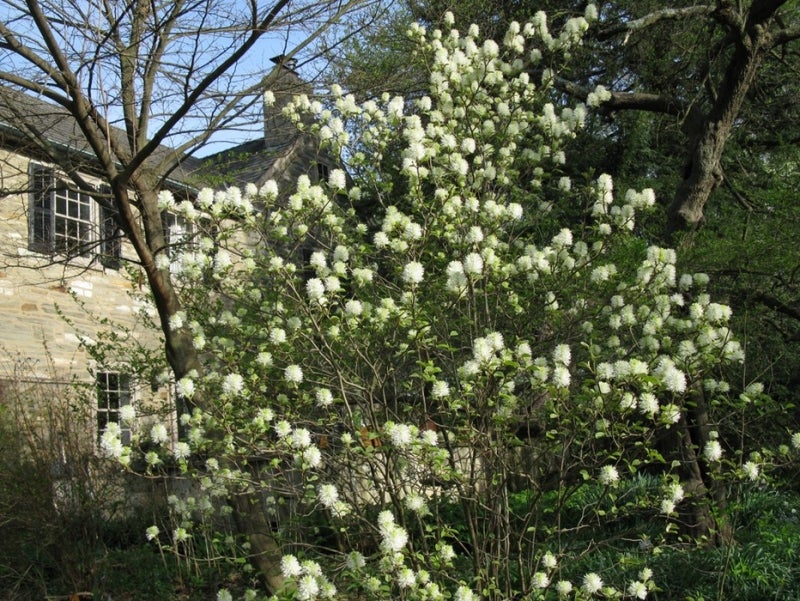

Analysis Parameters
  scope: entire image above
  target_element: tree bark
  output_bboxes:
[667,1,785,237]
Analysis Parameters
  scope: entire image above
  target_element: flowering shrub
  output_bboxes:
[98,7,800,600]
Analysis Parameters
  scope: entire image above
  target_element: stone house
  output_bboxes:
[0,57,336,445]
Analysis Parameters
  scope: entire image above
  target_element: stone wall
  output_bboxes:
[0,148,160,380]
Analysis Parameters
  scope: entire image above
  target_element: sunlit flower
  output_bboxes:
[281,554,302,578]
[703,439,723,462]
[742,461,759,481]
[541,551,558,570]
[582,572,603,595]
[397,568,416,588]
[628,580,648,599]
[222,373,244,396]
[454,586,476,601]
[173,442,191,460]
[270,328,287,344]
[292,428,312,449]
[638,393,659,417]
[302,446,322,468]
[285,364,304,384]
[553,343,571,365]
[552,365,571,388]
[405,493,428,514]
[119,404,136,423]
[403,261,425,285]
[463,252,484,275]
[315,388,334,407]
[346,551,366,570]
[345,299,364,316]
[388,423,413,447]
[329,169,347,189]
[667,482,685,503]
[599,465,619,486]
[318,484,339,508]
[150,423,169,444]
[555,581,573,596]
[431,380,450,398]
[274,420,292,438]
[381,524,408,553]
[306,278,325,301]
[297,574,319,600]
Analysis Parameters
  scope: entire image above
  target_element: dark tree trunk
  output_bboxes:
[667,1,784,237]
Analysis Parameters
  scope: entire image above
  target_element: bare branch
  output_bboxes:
[597,5,716,41]
[553,76,689,117]
[753,292,800,323]
[769,25,800,47]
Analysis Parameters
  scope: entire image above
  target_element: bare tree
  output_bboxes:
[0,0,370,590]
[1,0,367,388]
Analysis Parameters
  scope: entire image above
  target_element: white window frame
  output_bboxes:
[162,210,192,274]
[96,370,132,445]
[28,163,123,267]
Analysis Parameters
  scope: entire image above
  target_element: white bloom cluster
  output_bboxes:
[221,372,244,397]
[599,464,619,486]
[703,437,723,462]
[280,555,336,600]
[377,510,409,553]
[587,84,612,107]
[582,572,603,595]
[99,422,125,461]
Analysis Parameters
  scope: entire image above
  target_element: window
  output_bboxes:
[162,211,190,254]
[30,164,94,256]
[28,165,123,267]
[96,371,131,445]
[161,210,191,273]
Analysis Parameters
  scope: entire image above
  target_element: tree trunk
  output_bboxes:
[667,2,782,237]
[129,184,288,591]
[657,387,733,545]
[231,494,288,594]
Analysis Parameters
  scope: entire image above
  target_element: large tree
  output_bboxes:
[329,0,800,238]
[0,0,371,389]
[0,0,371,590]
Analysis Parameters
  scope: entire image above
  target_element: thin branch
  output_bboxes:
[122,0,294,180]
[769,25,800,47]
[157,0,369,166]
[753,292,800,322]
[553,76,689,117]
[596,5,716,41]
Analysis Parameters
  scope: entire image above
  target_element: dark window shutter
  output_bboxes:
[98,187,122,269]
[29,165,53,252]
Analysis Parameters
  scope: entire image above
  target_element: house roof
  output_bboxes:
[0,86,205,191]
[200,137,297,190]
[0,64,329,195]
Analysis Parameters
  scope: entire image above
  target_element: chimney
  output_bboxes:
[264,55,307,142]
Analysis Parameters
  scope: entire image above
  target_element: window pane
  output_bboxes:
[96,371,132,444]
